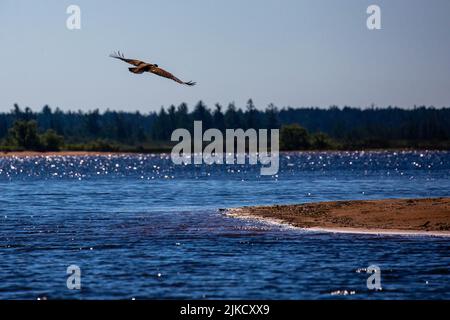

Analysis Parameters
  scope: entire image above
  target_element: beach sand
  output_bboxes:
[0,151,133,158]
[227,197,450,236]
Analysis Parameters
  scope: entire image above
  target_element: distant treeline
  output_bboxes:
[1,100,450,152]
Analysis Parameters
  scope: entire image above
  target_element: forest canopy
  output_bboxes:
[1,100,449,152]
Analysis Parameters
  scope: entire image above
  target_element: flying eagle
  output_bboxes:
[110,51,196,86]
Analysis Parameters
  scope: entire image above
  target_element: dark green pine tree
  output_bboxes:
[212,103,225,133]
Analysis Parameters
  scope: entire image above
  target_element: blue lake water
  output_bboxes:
[0,150,449,299]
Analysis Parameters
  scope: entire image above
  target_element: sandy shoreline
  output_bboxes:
[227,198,450,237]
[0,151,136,158]
[0,149,444,158]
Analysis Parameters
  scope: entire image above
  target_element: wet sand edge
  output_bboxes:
[226,197,450,237]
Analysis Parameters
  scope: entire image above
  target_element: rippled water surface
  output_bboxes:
[0,151,449,299]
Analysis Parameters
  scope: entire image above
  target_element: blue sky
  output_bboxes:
[0,0,449,112]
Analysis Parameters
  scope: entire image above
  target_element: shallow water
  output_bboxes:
[0,151,449,299]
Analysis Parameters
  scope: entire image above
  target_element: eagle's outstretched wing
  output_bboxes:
[150,66,196,86]
[109,51,146,66]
